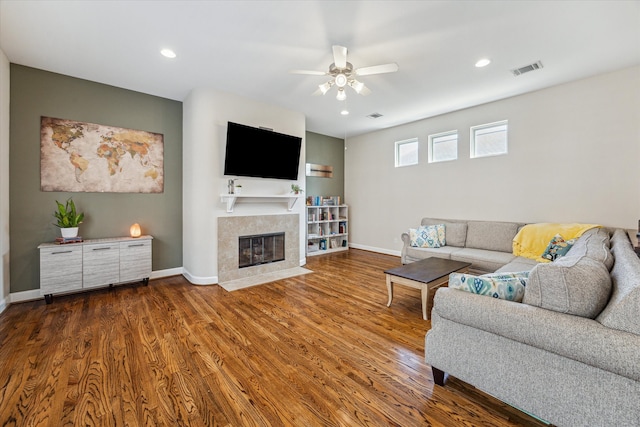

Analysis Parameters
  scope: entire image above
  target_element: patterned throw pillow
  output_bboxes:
[541,234,575,262]
[409,225,442,248]
[448,271,528,302]
[435,223,446,246]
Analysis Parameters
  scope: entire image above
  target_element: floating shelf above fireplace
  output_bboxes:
[220,194,301,213]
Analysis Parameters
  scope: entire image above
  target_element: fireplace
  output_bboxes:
[218,214,300,283]
[239,232,285,268]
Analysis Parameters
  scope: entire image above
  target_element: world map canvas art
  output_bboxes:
[40,117,164,193]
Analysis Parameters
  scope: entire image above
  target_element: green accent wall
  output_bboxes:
[305,131,344,201]
[10,65,183,293]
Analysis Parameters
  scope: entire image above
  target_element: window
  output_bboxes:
[428,130,458,163]
[395,138,418,167]
[470,120,508,158]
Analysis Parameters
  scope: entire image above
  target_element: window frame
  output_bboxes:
[470,120,508,159]
[394,137,419,167]
[428,130,458,163]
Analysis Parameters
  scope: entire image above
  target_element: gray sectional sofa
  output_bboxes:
[401,218,640,427]
[401,217,539,273]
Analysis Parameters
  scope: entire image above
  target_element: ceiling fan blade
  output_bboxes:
[290,69,327,76]
[332,45,348,69]
[354,63,399,76]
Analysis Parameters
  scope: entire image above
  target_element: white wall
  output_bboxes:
[0,49,9,312]
[346,66,640,255]
[183,88,306,284]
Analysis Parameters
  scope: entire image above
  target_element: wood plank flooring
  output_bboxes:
[0,249,547,426]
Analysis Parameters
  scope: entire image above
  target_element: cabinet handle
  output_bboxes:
[128,244,145,247]
[92,247,112,251]
[51,250,73,255]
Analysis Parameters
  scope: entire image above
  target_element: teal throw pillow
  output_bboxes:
[409,225,442,248]
[449,271,527,302]
[541,234,575,262]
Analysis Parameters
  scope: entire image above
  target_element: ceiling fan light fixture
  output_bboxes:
[335,73,348,87]
[318,82,332,95]
[350,80,365,94]
[336,88,346,101]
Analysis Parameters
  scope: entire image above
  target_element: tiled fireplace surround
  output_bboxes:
[217,214,300,283]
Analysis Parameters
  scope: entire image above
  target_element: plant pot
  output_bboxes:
[60,227,79,238]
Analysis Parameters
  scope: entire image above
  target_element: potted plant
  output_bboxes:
[291,184,304,195]
[53,198,84,238]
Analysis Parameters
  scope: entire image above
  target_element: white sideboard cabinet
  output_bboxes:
[38,235,152,304]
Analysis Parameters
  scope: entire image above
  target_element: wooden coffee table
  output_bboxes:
[384,258,471,320]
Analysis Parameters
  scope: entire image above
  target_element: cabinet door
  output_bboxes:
[40,246,83,295]
[83,242,120,289]
[119,239,152,282]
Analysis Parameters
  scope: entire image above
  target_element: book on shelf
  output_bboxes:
[307,195,343,206]
[55,236,84,244]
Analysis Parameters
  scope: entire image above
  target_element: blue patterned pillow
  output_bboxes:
[409,225,442,248]
[449,271,528,302]
[541,234,575,262]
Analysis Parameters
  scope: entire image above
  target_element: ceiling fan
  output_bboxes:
[291,45,399,101]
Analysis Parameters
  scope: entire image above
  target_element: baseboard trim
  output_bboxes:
[349,243,401,257]
[8,267,187,304]
[10,289,41,304]
[182,268,218,286]
[150,267,183,280]
[0,296,7,314]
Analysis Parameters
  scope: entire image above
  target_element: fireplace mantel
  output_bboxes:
[220,193,301,213]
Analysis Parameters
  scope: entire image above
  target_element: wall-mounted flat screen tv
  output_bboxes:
[224,121,302,181]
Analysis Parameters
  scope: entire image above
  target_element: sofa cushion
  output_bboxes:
[596,229,640,335]
[409,225,441,248]
[451,248,516,273]
[449,271,527,302]
[495,256,539,273]
[540,234,576,262]
[465,221,521,253]
[421,218,467,247]
[524,252,611,318]
[404,245,463,263]
[567,228,614,270]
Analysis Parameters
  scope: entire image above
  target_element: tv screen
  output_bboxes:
[224,122,302,181]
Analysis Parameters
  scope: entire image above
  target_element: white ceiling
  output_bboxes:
[1,1,639,138]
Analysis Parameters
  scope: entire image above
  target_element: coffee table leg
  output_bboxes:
[421,285,429,320]
[386,274,393,307]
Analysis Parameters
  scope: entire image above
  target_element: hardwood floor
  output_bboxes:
[0,249,546,426]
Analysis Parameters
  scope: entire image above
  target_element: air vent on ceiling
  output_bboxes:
[511,61,544,76]
[367,112,383,119]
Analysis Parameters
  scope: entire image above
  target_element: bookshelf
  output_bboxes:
[306,204,348,256]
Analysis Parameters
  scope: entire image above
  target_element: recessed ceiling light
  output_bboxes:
[161,49,176,59]
[475,58,491,68]
[340,110,349,116]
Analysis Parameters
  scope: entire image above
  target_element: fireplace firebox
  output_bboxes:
[239,232,285,268]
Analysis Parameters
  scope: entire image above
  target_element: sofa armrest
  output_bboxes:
[400,232,411,264]
[431,288,640,382]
